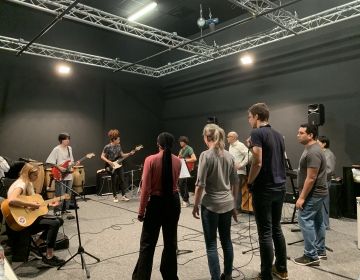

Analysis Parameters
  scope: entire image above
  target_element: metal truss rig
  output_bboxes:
[5,0,213,57]
[1,1,360,77]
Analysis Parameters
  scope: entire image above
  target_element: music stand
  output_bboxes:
[56,180,100,278]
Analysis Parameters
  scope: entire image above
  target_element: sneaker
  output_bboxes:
[220,273,233,280]
[272,265,288,280]
[121,195,130,202]
[66,214,75,220]
[42,255,66,267]
[181,201,189,208]
[113,197,119,203]
[318,252,327,260]
[293,255,320,266]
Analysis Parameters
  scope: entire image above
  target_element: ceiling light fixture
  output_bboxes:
[56,63,71,75]
[128,2,157,22]
[240,53,254,66]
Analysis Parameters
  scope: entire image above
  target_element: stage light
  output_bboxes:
[128,2,157,22]
[56,63,71,75]
[240,53,254,66]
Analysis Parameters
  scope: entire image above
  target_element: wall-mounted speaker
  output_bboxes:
[308,104,325,126]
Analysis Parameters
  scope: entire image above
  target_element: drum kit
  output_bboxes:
[44,165,85,198]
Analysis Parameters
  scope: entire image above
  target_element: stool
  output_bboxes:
[97,175,112,196]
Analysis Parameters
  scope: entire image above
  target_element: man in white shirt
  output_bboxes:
[227,131,250,211]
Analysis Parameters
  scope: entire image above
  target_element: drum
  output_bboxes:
[73,165,85,195]
[241,181,253,213]
[32,162,45,194]
[44,168,56,198]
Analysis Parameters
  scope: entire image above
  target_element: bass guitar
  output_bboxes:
[1,194,70,231]
[107,145,143,173]
[51,153,95,181]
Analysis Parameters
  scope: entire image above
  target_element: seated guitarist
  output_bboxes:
[6,163,65,266]
[101,129,134,202]
[178,136,197,207]
[46,132,78,219]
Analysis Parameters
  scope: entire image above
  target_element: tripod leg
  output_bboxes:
[57,252,79,270]
[83,250,100,262]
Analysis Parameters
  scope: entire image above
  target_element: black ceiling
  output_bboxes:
[84,0,245,37]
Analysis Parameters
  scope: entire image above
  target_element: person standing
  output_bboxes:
[101,129,134,202]
[317,136,336,230]
[178,136,197,207]
[294,124,327,266]
[246,103,288,280]
[227,131,250,211]
[132,132,181,280]
[46,132,77,219]
[6,163,65,266]
[192,124,238,280]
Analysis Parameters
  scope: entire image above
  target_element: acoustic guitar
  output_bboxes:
[51,152,95,181]
[1,194,70,231]
[106,145,143,173]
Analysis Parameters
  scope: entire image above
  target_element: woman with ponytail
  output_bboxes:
[192,124,239,280]
[133,132,181,280]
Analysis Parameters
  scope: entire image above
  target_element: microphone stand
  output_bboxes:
[55,180,100,278]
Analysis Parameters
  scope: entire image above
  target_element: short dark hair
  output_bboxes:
[300,123,318,139]
[248,103,269,121]
[58,132,70,143]
[318,135,330,148]
[178,136,189,144]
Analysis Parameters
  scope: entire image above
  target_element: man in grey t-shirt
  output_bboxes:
[294,124,327,266]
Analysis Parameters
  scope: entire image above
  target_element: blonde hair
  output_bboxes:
[203,123,225,151]
[19,163,40,184]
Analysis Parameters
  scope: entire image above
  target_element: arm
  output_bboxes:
[101,152,114,167]
[138,157,152,221]
[186,153,197,163]
[120,150,135,158]
[296,167,319,209]
[247,146,262,185]
[8,187,39,209]
[192,186,203,219]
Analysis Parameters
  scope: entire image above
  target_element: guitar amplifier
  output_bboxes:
[38,232,69,252]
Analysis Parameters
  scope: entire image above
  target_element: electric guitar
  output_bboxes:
[1,194,70,231]
[106,145,143,173]
[51,153,95,181]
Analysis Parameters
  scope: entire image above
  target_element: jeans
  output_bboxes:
[132,193,180,280]
[321,181,330,229]
[252,189,287,280]
[298,195,326,259]
[201,205,233,280]
[55,179,72,211]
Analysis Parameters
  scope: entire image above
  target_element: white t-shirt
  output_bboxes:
[46,145,74,180]
[7,178,35,197]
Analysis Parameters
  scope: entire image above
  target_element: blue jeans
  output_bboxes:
[321,182,330,229]
[252,189,287,280]
[55,179,72,211]
[298,195,326,259]
[201,205,233,280]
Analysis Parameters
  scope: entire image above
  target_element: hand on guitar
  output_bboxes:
[27,202,40,210]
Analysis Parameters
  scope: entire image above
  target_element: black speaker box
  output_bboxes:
[308,104,325,126]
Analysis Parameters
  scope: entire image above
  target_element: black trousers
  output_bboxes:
[252,188,287,280]
[132,193,180,280]
[178,178,189,203]
[111,167,128,197]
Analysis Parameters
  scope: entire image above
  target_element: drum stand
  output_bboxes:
[56,180,100,278]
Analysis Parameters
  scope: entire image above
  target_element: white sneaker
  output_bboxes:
[181,201,189,208]
[113,197,119,203]
[121,195,130,202]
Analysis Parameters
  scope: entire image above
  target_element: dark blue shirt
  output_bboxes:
[250,124,286,191]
